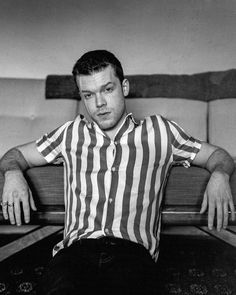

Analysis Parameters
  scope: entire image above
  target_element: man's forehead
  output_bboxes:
[77,66,117,90]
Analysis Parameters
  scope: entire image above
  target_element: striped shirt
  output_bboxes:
[36,113,201,260]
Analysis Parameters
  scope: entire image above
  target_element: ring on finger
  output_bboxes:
[1,201,8,207]
[7,203,14,208]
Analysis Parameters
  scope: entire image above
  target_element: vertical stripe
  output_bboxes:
[143,116,161,251]
[72,122,89,241]
[62,122,74,235]
[104,140,123,231]
[111,135,130,238]
[79,128,96,237]
[93,136,109,231]
[65,120,85,246]
[82,132,106,238]
[133,120,149,244]
[126,124,143,243]
[152,117,173,248]
[120,131,136,240]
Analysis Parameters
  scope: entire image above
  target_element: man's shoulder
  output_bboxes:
[63,114,92,133]
[141,114,169,124]
[137,115,175,134]
[67,114,88,126]
[51,115,86,134]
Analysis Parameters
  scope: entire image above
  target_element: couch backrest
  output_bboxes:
[209,98,236,157]
[0,78,78,157]
[78,98,207,141]
[46,70,236,158]
[1,69,236,159]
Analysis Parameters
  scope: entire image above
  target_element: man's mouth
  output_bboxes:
[97,111,110,117]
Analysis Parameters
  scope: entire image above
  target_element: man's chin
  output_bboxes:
[95,118,116,131]
[98,122,115,131]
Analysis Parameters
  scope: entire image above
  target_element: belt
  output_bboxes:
[77,236,144,251]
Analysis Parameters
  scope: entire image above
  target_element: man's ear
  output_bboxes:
[122,79,130,97]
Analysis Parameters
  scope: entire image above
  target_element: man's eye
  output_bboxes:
[84,93,92,99]
[105,87,113,93]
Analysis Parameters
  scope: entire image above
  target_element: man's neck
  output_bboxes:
[103,112,128,140]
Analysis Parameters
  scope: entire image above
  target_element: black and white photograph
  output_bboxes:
[0,1,236,294]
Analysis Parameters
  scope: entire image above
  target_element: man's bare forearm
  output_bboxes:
[205,148,235,177]
[0,148,29,175]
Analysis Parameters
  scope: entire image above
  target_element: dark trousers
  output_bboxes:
[37,237,158,295]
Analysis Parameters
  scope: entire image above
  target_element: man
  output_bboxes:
[0,50,235,294]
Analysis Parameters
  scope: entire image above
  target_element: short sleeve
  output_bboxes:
[36,121,73,163]
[166,118,202,168]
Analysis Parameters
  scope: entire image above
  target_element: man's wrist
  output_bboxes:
[206,148,235,178]
[212,168,230,180]
[5,170,24,178]
[0,148,29,176]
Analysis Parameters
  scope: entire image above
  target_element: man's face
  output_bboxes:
[76,65,129,133]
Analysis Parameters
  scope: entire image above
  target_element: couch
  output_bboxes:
[1,70,236,257]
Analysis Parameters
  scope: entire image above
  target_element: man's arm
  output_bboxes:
[0,141,48,226]
[192,142,235,231]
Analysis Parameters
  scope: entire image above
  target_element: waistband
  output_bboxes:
[77,236,146,252]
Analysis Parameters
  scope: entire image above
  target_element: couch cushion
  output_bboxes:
[0,79,78,157]
[208,98,236,158]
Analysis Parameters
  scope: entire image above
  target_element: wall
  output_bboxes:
[0,0,235,78]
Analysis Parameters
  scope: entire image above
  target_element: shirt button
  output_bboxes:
[109,198,112,203]
[105,228,109,234]
[111,167,116,172]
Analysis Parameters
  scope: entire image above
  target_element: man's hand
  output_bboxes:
[200,170,235,231]
[1,170,37,226]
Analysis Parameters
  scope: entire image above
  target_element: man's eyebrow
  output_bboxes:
[81,82,114,93]
[81,90,93,93]
[102,82,114,88]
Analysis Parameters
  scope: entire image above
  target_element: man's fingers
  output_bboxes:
[1,200,9,220]
[14,200,22,226]
[216,201,223,231]
[229,199,235,221]
[12,190,22,226]
[29,189,37,211]
[8,202,16,225]
[208,201,215,230]
[22,198,30,224]
[1,188,35,225]
[223,201,228,229]
[200,192,208,214]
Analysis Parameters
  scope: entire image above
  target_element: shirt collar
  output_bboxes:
[112,113,139,141]
[83,112,140,140]
[127,113,139,126]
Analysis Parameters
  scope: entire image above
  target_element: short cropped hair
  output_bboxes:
[72,50,124,85]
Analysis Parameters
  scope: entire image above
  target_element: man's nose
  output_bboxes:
[96,93,106,107]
